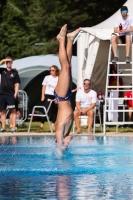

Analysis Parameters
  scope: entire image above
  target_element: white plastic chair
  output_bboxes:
[73,102,102,134]
[28,101,53,133]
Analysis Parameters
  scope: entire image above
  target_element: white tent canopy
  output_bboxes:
[77,0,133,94]
[1,54,77,90]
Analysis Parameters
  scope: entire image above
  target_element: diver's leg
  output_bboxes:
[55,24,70,97]
[55,27,81,97]
[66,28,81,64]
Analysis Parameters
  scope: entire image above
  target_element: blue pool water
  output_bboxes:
[0,136,133,199]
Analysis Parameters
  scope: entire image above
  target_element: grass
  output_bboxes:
[3,121,133,133]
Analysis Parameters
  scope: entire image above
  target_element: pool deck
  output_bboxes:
[0,131,133,137]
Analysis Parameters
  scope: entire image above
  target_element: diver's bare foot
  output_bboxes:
[57,24,67,40]
[67,28,82,40]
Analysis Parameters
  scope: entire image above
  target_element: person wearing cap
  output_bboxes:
[111,6,133,63]
[0,56,20,133]
[73,79,97,134]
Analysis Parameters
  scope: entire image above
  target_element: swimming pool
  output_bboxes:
[0,135,133,199]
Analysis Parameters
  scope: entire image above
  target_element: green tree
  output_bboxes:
[0,0,127,59]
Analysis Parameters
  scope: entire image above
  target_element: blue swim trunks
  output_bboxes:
[54,90,72,102]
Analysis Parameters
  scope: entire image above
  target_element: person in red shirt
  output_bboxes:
[124,90,133,121]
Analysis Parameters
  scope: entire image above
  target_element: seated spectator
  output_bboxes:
[124,89,133,122]
[73,79,97,134]
[111,6,133,64]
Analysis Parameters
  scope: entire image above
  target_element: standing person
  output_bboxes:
[39,65,59,131]
[73,79,97,134]
[111,6,133,63]
[54,24,81,150]
[0,56,20,132]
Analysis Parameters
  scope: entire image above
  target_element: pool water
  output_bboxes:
[0,136,133,199]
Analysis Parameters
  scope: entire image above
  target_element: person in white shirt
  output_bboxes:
[39,65,59,130]
[74,79,97,134]
[111,6,133,63]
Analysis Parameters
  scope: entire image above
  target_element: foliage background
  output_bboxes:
[0,0,126,59]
